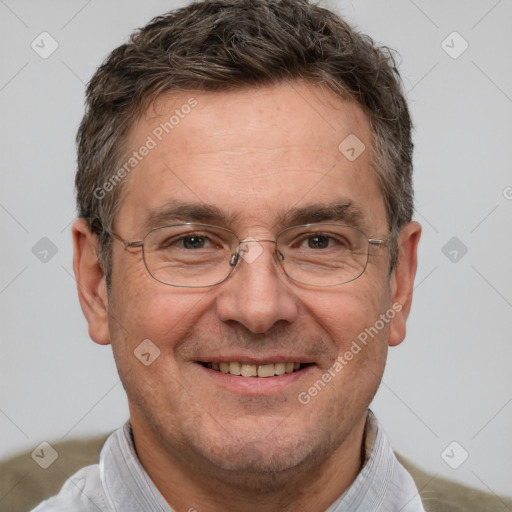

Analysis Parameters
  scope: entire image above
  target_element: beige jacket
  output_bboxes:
[1,434,511,512]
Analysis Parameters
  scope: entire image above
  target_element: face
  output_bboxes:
[75,82,419,486]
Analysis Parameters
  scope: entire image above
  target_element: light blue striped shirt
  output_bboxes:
[32,411,425,511]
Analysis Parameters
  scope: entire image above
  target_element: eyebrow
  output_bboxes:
[141,200,365,232]
[141,201,237,231]
[278,202,364,228]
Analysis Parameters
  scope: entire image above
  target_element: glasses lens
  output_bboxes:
[277,224,369,286]
[143,224,237,287]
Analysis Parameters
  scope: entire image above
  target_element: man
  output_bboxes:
[33,0,424,509]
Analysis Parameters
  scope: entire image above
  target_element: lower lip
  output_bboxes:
[195,363,315,395]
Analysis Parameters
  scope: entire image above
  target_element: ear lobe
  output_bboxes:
[388,221,422,347]
[72,218,111,345]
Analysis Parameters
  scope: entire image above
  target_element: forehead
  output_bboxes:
[115,82,387,235]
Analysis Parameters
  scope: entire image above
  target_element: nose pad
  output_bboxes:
[229,253,239,267]
[216,241,298,332]
[230,243,284,270]
[237,238,264,264]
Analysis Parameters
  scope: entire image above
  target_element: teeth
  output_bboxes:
[205,361,306,377]
[229,361,241,375]
[274,362,286,375]
[257,364,275,378]
[241,363,258,377]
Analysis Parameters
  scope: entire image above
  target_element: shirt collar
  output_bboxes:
[99,421,172,511]
[99,410,424,512]
[326,410,425,511]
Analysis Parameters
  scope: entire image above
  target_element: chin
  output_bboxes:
[186,422,332,489]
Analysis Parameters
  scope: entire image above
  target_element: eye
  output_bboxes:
[304,234,330,249]
[297,233,349,250]
[158,232,219,250]
[181,235,208,249]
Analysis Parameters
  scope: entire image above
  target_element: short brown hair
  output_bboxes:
[76,0,413,279]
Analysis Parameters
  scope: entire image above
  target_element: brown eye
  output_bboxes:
[307,235,330,249]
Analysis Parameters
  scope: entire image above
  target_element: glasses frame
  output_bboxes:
[108,222,390,288]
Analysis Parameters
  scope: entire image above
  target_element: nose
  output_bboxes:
[215,241,298,333]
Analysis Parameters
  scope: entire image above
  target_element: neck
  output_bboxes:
[131,412,368,512]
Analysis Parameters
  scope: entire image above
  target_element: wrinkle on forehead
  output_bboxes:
[115,82,386,238]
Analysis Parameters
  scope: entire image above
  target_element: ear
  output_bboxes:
[72,218,110,345]
[388,221,422,347]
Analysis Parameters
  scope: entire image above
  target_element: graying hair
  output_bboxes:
[76,0,414,280]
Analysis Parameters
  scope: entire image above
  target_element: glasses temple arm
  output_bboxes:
[106,230,143,250]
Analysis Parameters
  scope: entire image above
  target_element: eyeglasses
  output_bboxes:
[109,223,389,288]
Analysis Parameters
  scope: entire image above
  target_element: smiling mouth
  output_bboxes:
[199,362,312,378]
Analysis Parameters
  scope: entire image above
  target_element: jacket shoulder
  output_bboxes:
[0,434,109,512]
[397,453,512,512]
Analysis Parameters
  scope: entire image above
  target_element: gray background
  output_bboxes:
[1,0,511,501]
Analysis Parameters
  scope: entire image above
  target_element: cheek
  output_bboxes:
[106,284,217,423]
[297,276,392,409]
[303,276,390,353]
[111,288,213,347]
[107,253,216,358]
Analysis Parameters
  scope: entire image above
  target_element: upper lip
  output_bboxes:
[195,354,314,365]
